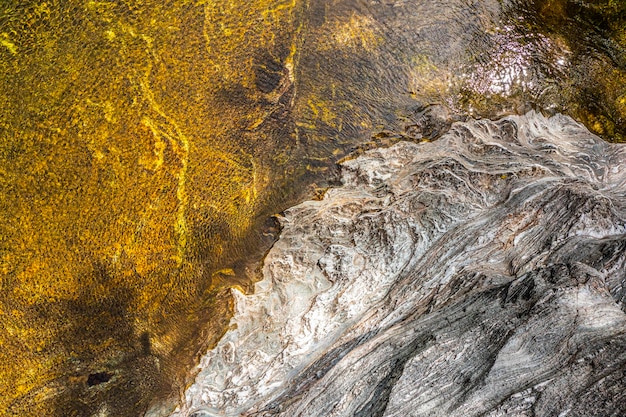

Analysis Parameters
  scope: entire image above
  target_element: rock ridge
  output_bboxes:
[160,111,626,417]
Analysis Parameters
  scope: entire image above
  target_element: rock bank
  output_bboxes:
[163,112,626,417]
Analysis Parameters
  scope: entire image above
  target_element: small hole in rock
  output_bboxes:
[87,372,112,386]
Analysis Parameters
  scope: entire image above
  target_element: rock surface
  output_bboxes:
[164,112,626,417]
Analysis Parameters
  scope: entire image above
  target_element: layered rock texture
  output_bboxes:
[165,112,626,417]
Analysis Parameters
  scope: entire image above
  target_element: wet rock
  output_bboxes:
[158,111,626,417]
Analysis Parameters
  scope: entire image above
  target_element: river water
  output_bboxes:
[0,1,624,416]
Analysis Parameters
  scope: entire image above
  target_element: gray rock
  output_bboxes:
[161,112,626,417]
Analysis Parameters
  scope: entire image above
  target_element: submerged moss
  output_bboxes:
[0,0,306,415]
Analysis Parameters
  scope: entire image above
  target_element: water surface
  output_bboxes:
[0,0,624,415]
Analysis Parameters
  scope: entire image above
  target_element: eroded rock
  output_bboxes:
[161,112,626,417]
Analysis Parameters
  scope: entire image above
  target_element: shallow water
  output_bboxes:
[0,1,624,416]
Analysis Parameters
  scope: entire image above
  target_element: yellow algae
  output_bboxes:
[330,13,382,51]
[407,55,455,103]
[0,33,17,54]
[263,0,299,18]
[284,22,303,82]
[0,0,309,415]
[139,118,167,171]
[138,112,190,265]
[307,97,341,128]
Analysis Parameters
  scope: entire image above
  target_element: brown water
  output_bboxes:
[0,0,624,416]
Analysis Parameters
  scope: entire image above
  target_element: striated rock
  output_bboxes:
[162,112,626,417]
